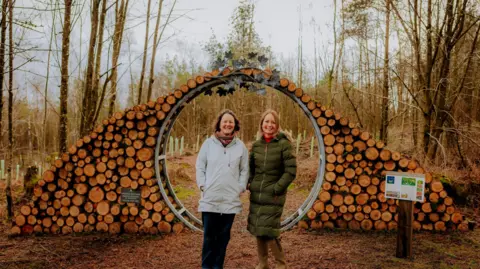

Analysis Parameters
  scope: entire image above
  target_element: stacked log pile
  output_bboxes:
[10,67,470,235]
[9,81,205,235]
[283,84,470,232]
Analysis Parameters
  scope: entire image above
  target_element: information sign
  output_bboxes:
[385,172,425,202]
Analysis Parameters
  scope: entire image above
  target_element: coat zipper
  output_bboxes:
[256,142,268,228]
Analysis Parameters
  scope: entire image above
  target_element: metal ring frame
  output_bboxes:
[154,73,326,232]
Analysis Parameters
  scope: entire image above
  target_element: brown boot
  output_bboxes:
[255,237,270,269]
[269,238,287,269]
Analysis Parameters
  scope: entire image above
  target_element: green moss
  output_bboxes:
[173,185,196,200]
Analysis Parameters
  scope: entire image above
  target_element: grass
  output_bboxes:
[173,185,196,200]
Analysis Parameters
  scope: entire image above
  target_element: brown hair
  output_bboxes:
[213,109,241,134]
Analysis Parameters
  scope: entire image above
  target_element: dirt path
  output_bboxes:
[166,153,313,231]
[1,227,479,269]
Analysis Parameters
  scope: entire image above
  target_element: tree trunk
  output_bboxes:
[108,0,129,115]
[327,0,338,107]
[146,0,165,101]
[80,0,101,134]
[59,0,73,153]
[92,0,107,102]
[44,0,58,154]
[136,0,151,104]
[6,0,13,218]
[0,0,7,148]
[380,0,390,143]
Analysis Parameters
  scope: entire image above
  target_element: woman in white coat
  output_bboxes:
[196,109,249,269]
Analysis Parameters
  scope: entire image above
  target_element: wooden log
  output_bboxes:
[379,149,391,161]
[96,201,110,216]
[43,170,55,183]
[344,168,355,180]
[451,212,463,224]
[350,184,361,195]
[20,205,31,216]
[365,147,379,160]
[353,141,367,152]
[360,219,373,230]
[325,204,335,213]
[355,193,369,205]
[348,220,361,230]
[323,221,335,229]
[137,148,153,161]
[325,172,336,182]
[331,194,344,207]
[366,185,378,196]
[358,175,371,187]
[307,209,317,220]
[381,211,392,222]
[430,180,443,192]
[157,221,172,233]
[384,161,396,171]
[323,134,335,146]
[398,158,409,168]
[88,186,105,203]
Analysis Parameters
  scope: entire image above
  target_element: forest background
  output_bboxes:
[0,0,479,211]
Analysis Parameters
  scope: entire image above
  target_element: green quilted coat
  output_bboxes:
[247,132,297,238]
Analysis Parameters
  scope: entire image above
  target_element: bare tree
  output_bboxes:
[108,0,129,115]
[147,0,177,101]
[379,0,390,142]
[0,0,7,147]
[136,0,151,104]
[92,0,107,101]
[79,0,101,134]
[44,0,59,153]
[391,0,480,160]
[6,0,14,218]
[59,0,73,153]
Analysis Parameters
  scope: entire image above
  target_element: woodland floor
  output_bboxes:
[0,154,479,269]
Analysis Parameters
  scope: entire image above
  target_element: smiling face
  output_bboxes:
[262,113,277,137]
[219,113,236,136]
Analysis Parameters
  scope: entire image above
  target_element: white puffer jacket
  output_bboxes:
[196,135,249,214]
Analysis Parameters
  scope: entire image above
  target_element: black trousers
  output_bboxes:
[201,212,235,269]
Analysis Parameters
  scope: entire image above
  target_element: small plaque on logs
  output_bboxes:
[121,188,141,204]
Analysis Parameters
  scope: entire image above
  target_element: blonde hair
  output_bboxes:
[256,109,293,141]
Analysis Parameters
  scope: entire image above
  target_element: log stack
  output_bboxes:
[8,75,209,236]
[10,67,470,235]
[279,78,471,232]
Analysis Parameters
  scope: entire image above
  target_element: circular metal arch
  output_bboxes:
[154,71,326,232]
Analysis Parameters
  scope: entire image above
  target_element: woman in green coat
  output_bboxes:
[247,109,297,269]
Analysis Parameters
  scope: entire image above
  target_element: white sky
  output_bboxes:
[165,0,336,58]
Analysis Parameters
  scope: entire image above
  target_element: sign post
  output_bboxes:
[385,172,425,259]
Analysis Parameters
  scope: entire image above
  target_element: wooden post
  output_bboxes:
[310,137,314,158]
[296,134,301,156]
[175,137,179,155]
[180,136,184,155]
[396,200,413,258]
[0,159,4,179]
[195,134,200,153]
[169,136,174,156]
